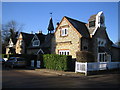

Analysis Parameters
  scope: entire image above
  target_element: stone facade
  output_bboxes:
[52,11,120,62]
[15,33,25,54]
[51,17,89,58]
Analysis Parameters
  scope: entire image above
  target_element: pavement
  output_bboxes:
[24,66,120,77]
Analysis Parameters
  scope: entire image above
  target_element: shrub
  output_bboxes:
[43,54,73,71]
[2,54,7,58]
[76,51,95,62]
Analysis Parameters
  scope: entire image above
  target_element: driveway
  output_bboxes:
[2,68,120,88]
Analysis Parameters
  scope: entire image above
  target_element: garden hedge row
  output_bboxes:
[43,54,73,71]
[76,51,95,62]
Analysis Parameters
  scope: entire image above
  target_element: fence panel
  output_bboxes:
[36,61,40,68]
[75,62,87,75]
[87,62,99,71]
[75,61,120,75]
[99,62,108,70]
[31,60,34,67]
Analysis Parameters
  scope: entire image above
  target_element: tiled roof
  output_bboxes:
[21,32,34,46]
[40,33,54,48]
[35,33,46,44]
[65,16,90,38]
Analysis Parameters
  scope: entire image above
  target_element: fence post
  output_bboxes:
[36,60,40,68]
[31,60,34,67]
[85,62,87,76]
[75,62,77,73]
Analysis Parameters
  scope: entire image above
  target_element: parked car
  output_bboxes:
[5,57,26,68]
[0,58,6,65]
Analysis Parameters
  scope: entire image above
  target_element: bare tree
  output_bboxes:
[2,20,24,44]
[2,20,24,54]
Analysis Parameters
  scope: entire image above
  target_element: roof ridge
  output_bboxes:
[21,32,34,35]
[64,16,86,24]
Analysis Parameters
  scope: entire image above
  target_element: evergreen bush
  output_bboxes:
[43,54,73,71]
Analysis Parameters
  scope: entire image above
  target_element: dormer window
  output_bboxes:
[61,28,68,36]
[89,20,95,27]
[32,40,40,47]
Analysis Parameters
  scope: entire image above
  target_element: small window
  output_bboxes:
[97,38,106,47]
[33,40,40,47]
[89,21,95,27]
[61,28,68,36]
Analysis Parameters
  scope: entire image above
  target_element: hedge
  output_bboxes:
[43,54,73,71]
[76,51,95,62]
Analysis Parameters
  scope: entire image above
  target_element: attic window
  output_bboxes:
[33,40,40,47]
[97,38,106,47]
[89,21,95,27]
[61,28,68,36]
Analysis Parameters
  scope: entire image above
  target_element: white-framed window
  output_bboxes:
[98,53,106,62]
[61,28,68,36]
[98,53,111,62]
[32,40,40,47]
[97,38,106,47]
[58,50,70,55]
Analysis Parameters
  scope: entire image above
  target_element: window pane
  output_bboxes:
[64,52,66,55]
[89,21,95,27]
[67,52,69,55]
[99,54,101,62]
[65,29,67,34]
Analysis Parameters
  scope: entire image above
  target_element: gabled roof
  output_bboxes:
[21,32,34,46]
[40,33,54,48]
[28,33,47,48]
[35,33,46,44]
[64,16,90,38]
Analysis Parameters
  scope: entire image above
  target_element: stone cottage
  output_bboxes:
[51,11,120,62]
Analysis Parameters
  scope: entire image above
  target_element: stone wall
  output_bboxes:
[52,17,82,58]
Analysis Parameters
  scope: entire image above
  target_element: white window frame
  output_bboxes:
[98,53,106,62]
[32,40,40,47]
[98,53,111,62]
[58,50,70,55]
[61,28,68,36]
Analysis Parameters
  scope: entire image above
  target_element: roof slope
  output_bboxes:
[40,34,54,48]
[65,16,90,38]
[48,17,54,31]
[21,32,34,46]
[35,33,46,44]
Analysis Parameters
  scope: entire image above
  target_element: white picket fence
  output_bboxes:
[75,61,120,76]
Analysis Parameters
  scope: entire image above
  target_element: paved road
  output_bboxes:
[2,68,120,88]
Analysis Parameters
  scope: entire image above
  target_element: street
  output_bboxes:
[2,68,120,89]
